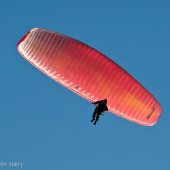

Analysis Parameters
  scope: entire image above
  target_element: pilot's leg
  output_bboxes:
[91,111,96,122]
[94,114,100,125]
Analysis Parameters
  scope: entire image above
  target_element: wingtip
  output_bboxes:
[17,30,30,49]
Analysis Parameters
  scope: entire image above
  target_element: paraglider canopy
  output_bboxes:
[17,28,162,126]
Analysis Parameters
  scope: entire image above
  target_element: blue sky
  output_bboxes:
[1,0,170,169]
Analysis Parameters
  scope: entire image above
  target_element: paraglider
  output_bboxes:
[17,28,162,126]
[91,99,108,125]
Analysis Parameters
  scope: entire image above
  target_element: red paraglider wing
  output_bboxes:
[17,28,162,126]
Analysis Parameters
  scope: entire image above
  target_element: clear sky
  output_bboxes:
[1,0,170,169]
